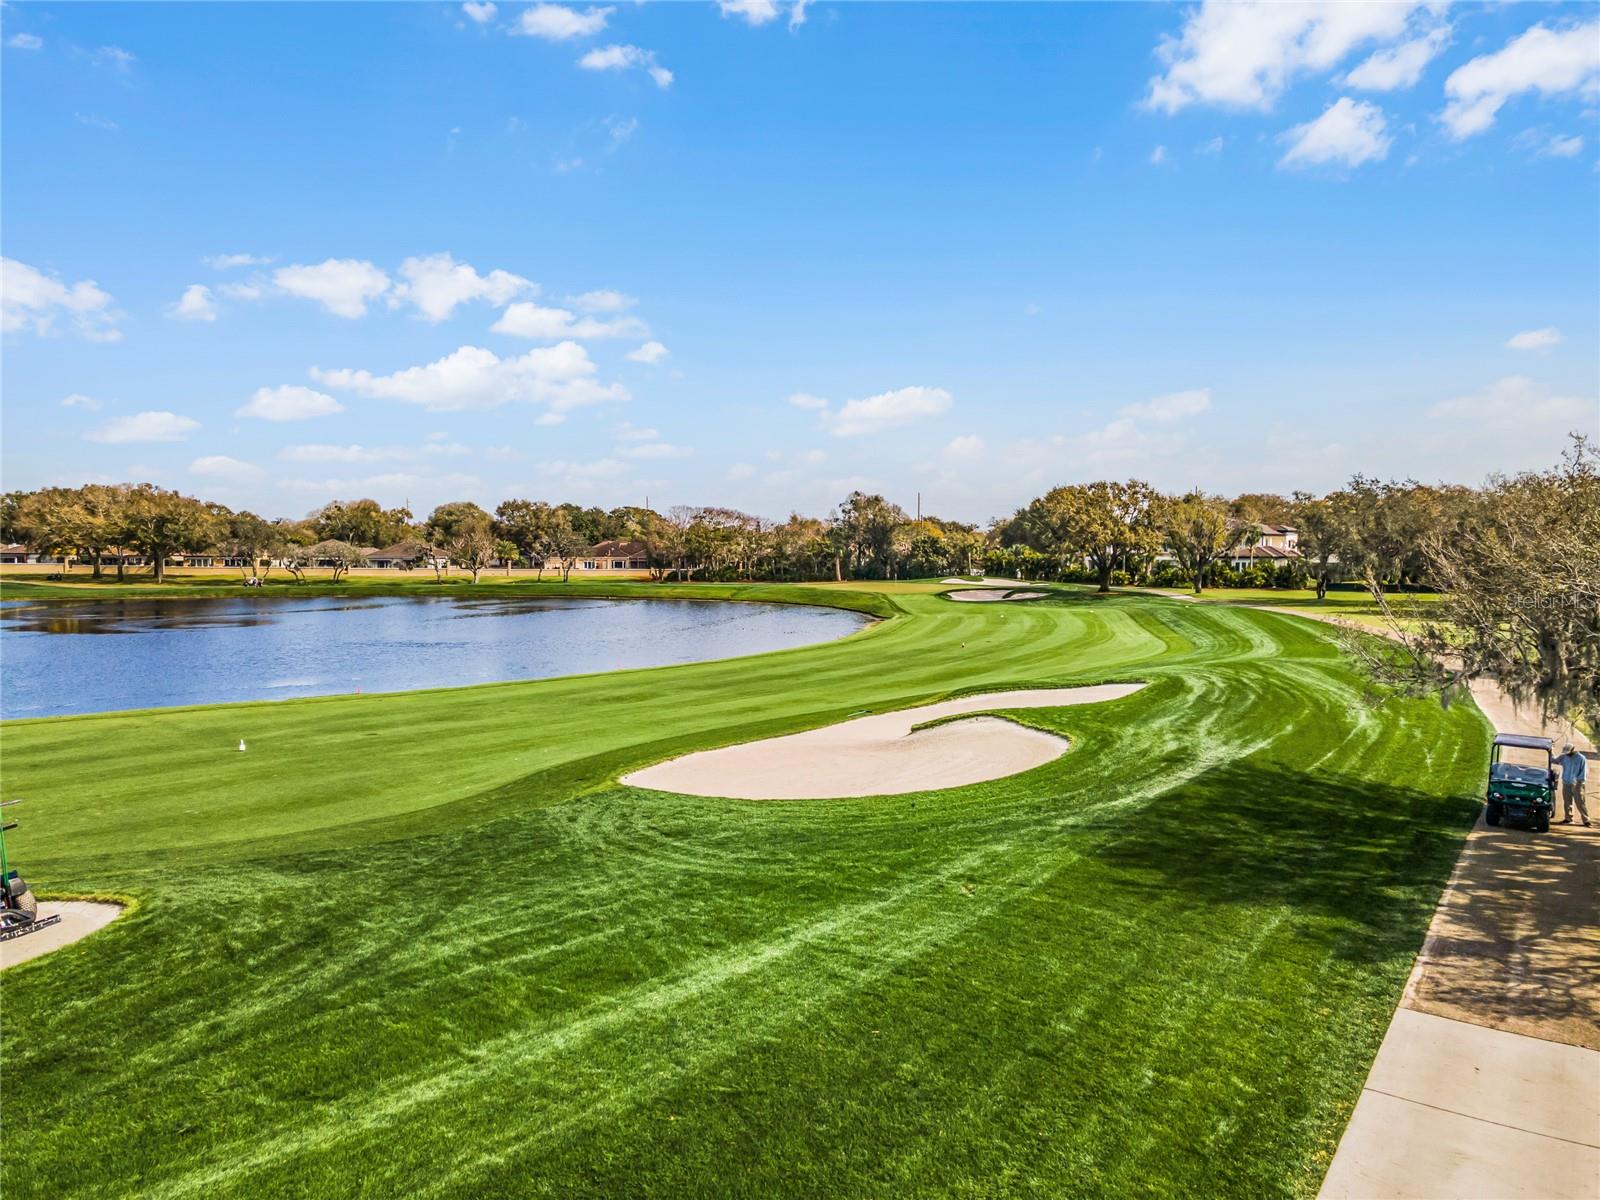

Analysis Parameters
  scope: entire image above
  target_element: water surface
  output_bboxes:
[0,595,869,718]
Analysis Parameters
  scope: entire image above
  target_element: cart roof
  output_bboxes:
[1493,733,1553,750]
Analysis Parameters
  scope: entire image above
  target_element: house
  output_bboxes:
[1223,523,1303,570]
[579,539,650,571]
[0,544,34,564]
[365,541,438,569]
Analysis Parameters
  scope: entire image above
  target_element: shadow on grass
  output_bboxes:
[1083,761,1481,966]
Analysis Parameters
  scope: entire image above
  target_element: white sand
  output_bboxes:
[940,577,1023,587]
[622,683,1145,799]
[945,589,1049,603]
[0,901,123,970]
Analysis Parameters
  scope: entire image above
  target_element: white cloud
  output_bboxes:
[1119,388,1212,423]
[204,253,270,270]
[1507,327,1562,352]
[169,283,218,322]
[311,342,628,414]
[1279,97,1391,170]
[220,281,265,301]
[1343,25,1449,91]
[1427,375,1591,434]
[1,257,123,341]
[190,455,264,479]
[515,4,611,39]
[85,411,199,444]
[1196,136,1225,155]
[615,422,659,441]
[620,441,693,460]
[823,386,953,437]
[789,0,811,32]
[1149,144,1169,166]
[273,258,392,318]
[61,393,102,411]
[492,301,644,340]
[1441,21,1600,140]
[944,434,985,460]
[280,444,395,464]
[8,33,43,50]
[1515,128,1586,160]
[786,392,830,410]
[578,44,673,88]
[719,0,780,26]
[462,2,497,24]
[604,115,638,144]
[92,45,135,71]
[392,253,532,322]
[237,385,345,422]
[570,288,635,312]
[727,462,756,480]
[626,339,669,364]
[75,113,120,131]
[1146,1,1420,113]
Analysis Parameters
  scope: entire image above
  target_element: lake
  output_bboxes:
[0,595,871,719]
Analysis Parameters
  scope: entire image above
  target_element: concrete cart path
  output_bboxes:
[1320,674,1599,1199]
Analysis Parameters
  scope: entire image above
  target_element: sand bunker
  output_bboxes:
[0,901,123,970]
[940,577,1022,587]
[946,589,1049,603]
[622,683,1144,799]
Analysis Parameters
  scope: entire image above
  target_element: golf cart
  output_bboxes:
[1485,734,1557,833]
[0,800,61,944]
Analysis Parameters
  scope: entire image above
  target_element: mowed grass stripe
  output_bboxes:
[0,588,1485,1199]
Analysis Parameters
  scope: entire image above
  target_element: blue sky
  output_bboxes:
[3,1,1597,524]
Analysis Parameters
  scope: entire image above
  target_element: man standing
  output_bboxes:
[1555,743,1590,827]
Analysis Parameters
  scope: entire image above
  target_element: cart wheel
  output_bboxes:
[1485,802,1502,826]
[12,887,37,920]
[1533,811,1550,834]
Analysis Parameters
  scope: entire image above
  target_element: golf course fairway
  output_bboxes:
[0,582,1488,1198]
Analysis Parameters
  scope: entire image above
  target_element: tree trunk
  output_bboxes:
[833,555,842,582]
[471,567,482,584]
[117,556,127,583]
[1097,561,1113,593]
[153,552,166,583]
[92,551,104,580]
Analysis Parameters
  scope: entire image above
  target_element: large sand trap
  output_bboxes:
[940,576,1022,587]
[0,901,123,970]
[622,683,1144,799]
[945,589,1048,603]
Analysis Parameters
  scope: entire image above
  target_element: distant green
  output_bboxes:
[0,583,1485,1198]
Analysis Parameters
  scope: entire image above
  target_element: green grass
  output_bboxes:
[0,584,1486,1198]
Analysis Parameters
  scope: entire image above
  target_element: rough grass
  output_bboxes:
[0,586,1485,1198]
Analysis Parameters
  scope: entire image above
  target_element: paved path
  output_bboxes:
[1317,665,1599,1197]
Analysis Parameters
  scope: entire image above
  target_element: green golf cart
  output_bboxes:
[1485,733,1557,833]
[0,800,61,944]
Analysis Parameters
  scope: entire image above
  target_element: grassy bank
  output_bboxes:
[0,585,1485,1198]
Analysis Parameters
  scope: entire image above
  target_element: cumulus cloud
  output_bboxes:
[280,444,395,464]
[392,253,532,322]
[492,301,645,340]
[570,288,635,312]
[1441,21,1600,140]
[311,342,628,414]
[8,33,43,50]
[1149,144,1169,165]
[92,45,135,71]
[273,258,392,318]
[626,340,669,364]
[579,44,673,88]
[61,393,102,411]
[190,455,264,478]
[614,422,659,441]
[169,283,218,322]
[786,392,830,410]
[822,386,954,437]
[1146,1,1420,113]
[1343,25,1449,91]
[1279,97,1391,170]
[1427,375,1591,435]
[1514,128,1587,160]
[718,0,780,26]
[515,4,611,39]
[789,0,811,32]
[462,1,497,24]
[619,441,693,460]
[236,385,345,421]
[727,462,756,480]
[1119,388,1212,422]
[1,257,123,341]
[944,434,985,460]
[85,411,200,444]
[1507,327,1562,352]
[204,253,271,270]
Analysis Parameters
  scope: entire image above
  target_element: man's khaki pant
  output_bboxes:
[1561,779,1589,823]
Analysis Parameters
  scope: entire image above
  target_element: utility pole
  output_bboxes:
[916,492,921,521]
